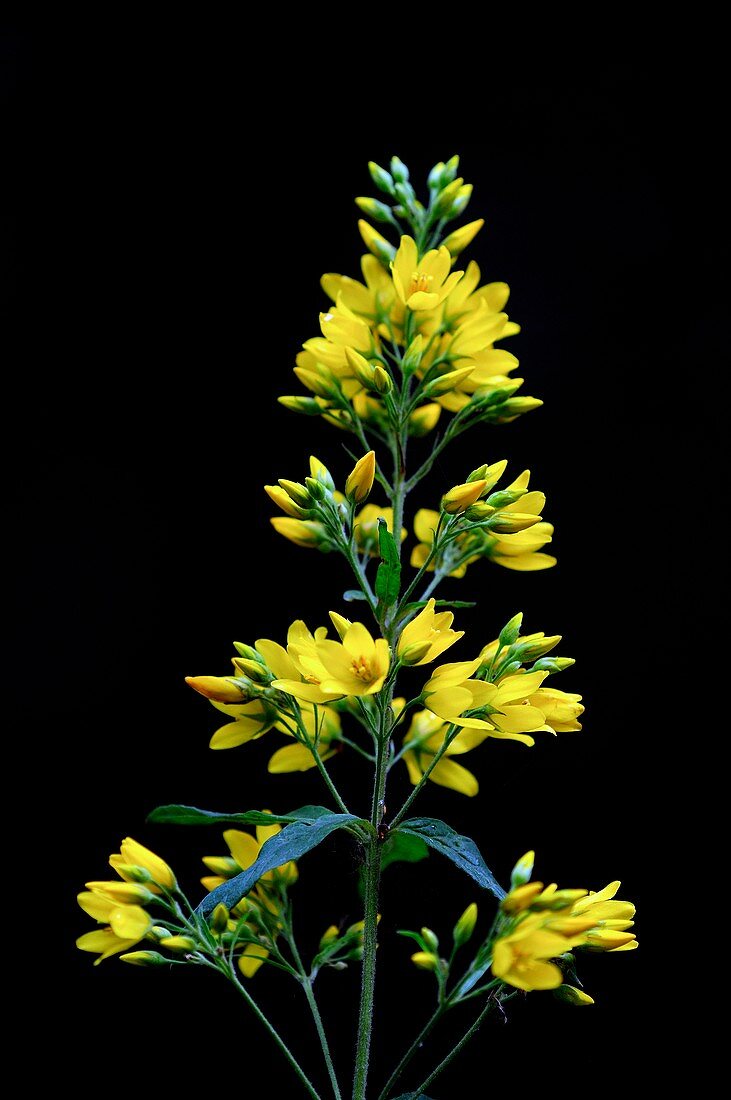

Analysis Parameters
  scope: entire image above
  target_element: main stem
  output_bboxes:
[352,736,388,1100]
[353,441,406,1100]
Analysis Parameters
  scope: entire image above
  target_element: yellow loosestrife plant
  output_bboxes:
[76,155,638,1100]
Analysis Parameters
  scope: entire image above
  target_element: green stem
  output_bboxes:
[229,967,322,1100]
[302,979,343,1100]
[377,1004,445,1100]
[284,912,343,1100]
[406,996,495,1098]
[352,709,389,1100]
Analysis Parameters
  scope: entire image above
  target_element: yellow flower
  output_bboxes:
[492,925,568,991]
[77,838,176,964]
[270,618,344,704]
[314,620,390,697]
[420,661,548,746]
[185,675,248,704]
[528,688,584,732]
[205,699,281,750]
[269,704,342,773]
[410,469,556,578]
[402,708,486,797]
[391,235,463,311]
[322,253,398,321]
[109,837,176,892]
[397,598,463,666]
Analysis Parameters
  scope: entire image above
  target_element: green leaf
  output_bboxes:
[147,804,333,828]
[375,518,401,607]
[381,831,429,872]
[400,599,476,616]
[398,819,505,899]
[196,813,368,916]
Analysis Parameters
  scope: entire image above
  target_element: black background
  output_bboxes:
[5,29,680,1096]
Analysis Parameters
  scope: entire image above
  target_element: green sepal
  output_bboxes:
[397,819,505,898]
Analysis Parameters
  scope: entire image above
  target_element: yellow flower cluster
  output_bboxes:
[280,222,540,439]
[492,854,637,992]
[412,463,555,575]
[400,618,583,796]
[76,837,176,963]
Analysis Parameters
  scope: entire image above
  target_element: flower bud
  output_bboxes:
[399,640,433,666]
[421,927,439,953]
[319,924,341,949]
[441,219,484,258]
[309,455,335,491]
[401,334,423,377]
[355,196,394,224]
[278,479,312,508]
[159,935,197,952]
[368,161,395,195]
[278,395,324,416]
[111,864,152,884]
[531,657,575,674]
[485,489,526,508]
[185,676,246,704]
[465,502,495,522]
[270,517,329,549]
[494,396,543,422]
[390,156,409,183]
[452,903,478,948]
[434,177,464,215]
[411,951,440,972]
[232,657,271,683]
[513,633,562,660]
[210,903,230,933]
[149,925,173,941]
[499,613,524,648]
[440,155,460,184]
[233,642,264,663]
[358,220,396,264]
[293,366,337,398]
[345,451,376,503]
[427,160,446,188]
[423,366,474,397]
[554,984,594,1006]
[480,459,508,493]
[373,365,393,394]
[408,403,441,437]
[487,512,541,534]
[448,183,473,218]
[120,951,168,967]
[510,850,535,889]
[442,480,487,514]
[264,484,311,519]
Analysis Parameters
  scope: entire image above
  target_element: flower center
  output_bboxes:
[351,656,374,682]
[409,271,433,296]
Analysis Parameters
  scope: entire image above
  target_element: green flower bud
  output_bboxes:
[373,365,393,394]
[368,161,395,195]
[390,156,409,183]
[428,161,446,188]
[531,657,575,674]
[120,951,168,967]
[232,657,271,683]
[233,642,265,663]
[421,927,439,953]
[401,335,423,377]
[499,613,524,648]
[448,183,473,218]
[304,476,327,501]
[486,489,526,508]
[554,984,595,1006]
[355,196,394,224]
[278,395,324,416]
[510,850,535,889]
[452,903,478,948]
[278,479,312,508]
[210,903,230,933]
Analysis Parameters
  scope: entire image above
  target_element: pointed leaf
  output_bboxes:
[397,818,505,898]
[196,813,368,916]
[147,804,333,828]
[375,518,401,606]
